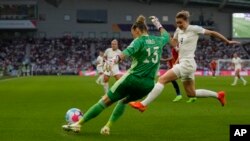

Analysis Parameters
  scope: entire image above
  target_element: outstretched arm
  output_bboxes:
[204,29,240,45]
[161,56,173,62]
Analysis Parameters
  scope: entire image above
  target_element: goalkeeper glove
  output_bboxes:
[149,16,163,30]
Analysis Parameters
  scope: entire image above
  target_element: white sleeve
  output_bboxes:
[239,58,243,63]
[192,25,205,35]
[104,48,109,57]
[96,56,100,63]
[173,29,178,40]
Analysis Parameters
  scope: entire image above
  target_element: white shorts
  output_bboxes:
[96,66,103,74]
[235,67,241,72]
[172,59,197,81]
[104,65,120,76]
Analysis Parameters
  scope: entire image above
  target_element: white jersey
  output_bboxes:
[96,56,104,67]
[104,48,121,76]
[173,25,205,60]
[232,57,242,70]
[104,48,121,60]
[96,55,104,73]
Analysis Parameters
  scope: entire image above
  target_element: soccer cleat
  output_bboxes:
[96,79,101,85]
[100,126,110,135]
[186,97,197,103]
[243,81,247,86]
[129,102,147,112]
[231,83,236,86]
[217,91,226,106]
[172,95,183,102]
[62,123,81,133]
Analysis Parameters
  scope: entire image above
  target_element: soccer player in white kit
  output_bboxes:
[231,53,247,86]
[96,51,104,85]
[130,11,240,112]
[103,39,122,94]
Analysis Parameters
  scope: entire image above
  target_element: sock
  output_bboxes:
[171,80,181,96]
[240,77,246,82]
[141,82,165,106]
[195,89,218,98]
[105,101,126,128]
[233,77,238,84]
[103,82,109,94]
[100,75,104,85]
[80,100,106,124]
[97,75,103,83]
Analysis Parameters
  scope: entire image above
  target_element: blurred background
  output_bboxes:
[0,0,249,77]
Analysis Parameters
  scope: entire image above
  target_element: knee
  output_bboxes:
[115,75,121,80]
[102,95,113,107]
[158,76,169,84]
[185,89,196,97]
[103,76,109,82]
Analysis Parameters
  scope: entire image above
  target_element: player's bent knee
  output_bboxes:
[103,76,109,82]
[102,95,113,107]
[158,76,168,84]
[158,72,177,84]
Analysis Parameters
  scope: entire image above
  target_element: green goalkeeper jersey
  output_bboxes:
[123,31,169,79]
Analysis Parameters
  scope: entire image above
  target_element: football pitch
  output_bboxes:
[0,76,249,141]
[233,17,250,38]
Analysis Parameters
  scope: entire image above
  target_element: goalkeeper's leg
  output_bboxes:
[62,95,114,132]
[100,100,126,135]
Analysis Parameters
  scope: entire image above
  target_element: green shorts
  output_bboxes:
[107,73,154,103]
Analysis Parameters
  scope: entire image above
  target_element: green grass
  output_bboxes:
[0,76,249,141]
[233,17,250,38]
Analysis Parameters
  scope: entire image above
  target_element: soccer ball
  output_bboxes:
[65,108,83,124]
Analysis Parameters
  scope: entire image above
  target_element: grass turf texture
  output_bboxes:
[0,76,249,141]
[233,17,250,38]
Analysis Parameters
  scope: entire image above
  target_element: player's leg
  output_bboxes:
[238,70,247,85]
[62,73,132,133]
[183,80,226,106]
[130,69,178,112]
[101,99,127,135]
[182,80,197,103]
[212,69,216,77]
[100,73,104,85]
[103,74,110,94]
[62,75,131,133]
[232,69,239,86]
[62,94,114,132]
[142,69,177,106]
[114,74,122,80]
[101,74,155,133]
[171,80,182,102]
[100,74,137,135]
[113,65,122,81]
[96,72,104,85]
[82,95,113,123]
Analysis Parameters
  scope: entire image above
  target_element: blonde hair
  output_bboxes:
[176,10,190,21]
[136,15,146,24]
[132,15,148,32]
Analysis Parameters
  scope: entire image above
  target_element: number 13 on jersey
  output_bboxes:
[143,46,159,64]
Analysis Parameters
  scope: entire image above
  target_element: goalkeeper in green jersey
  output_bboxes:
[62,15,170,135]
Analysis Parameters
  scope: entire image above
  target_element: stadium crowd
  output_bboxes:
[0,36,249,76]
